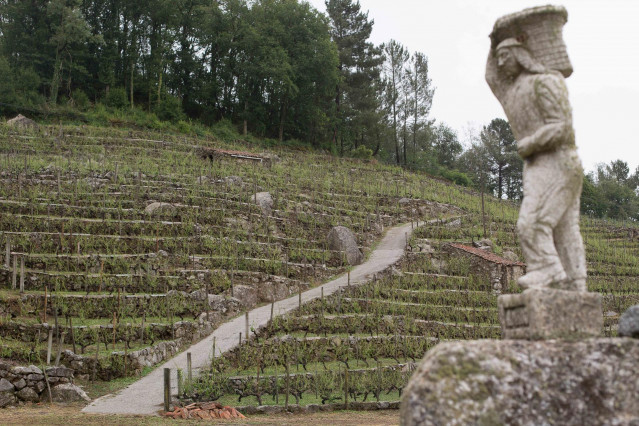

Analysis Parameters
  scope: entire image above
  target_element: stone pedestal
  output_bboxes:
[400,339,639,426]
[498,288,602,340]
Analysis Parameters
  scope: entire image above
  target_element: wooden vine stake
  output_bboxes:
[43,287,48,323]
[55,332,65,366]
[4,239,9,268]
[112,312,117,350]
[245,312,249,341]
[163,368,171,412]
[19,256,24,293]
[344,367,349,409]
[11,254,16,290]
[187,352,192,386]
[46,328,53,365]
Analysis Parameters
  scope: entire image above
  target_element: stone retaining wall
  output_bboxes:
[62,316,219,380]
[0,362,88,407]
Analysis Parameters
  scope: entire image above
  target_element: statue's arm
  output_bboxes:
[517,76,571,158]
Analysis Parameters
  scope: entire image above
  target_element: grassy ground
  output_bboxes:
[3,403,399,425]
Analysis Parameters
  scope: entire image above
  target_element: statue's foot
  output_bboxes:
[518,268,567,290]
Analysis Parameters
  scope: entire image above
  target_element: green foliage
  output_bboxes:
[153,95,185,123]
[441,169,472,187]
[211,118,240,142]
[105,87,129,110]
[348,146,373,160]
[71,89,91,111]
[582,160,639,220]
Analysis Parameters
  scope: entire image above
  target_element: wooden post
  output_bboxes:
[230,270,234,298]
[92,332,99,381]
[139,313,145,345]
[245,312,249,340]
[347,271,350,287]
[11,254,16,290]
[19,256,25,293]
[69,317,76,354]
[4,239,9,268]
[285,362,290,411]
[187,352,192,385]
[212,336,216,357]
[298,290,302,309]
[163,368,171,412]
[112,312,117,350]
[239,332,242,345]
[177,369,183,398]
[344,368,349,409]
[55,332,65,366]
[270,302,274,321]
[43,287,48,323]
[46,329,53,365]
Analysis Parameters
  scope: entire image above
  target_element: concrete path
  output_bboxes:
[83,222,414,415]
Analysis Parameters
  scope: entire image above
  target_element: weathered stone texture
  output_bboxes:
[619,304,639,338]
[498,288,603,339]
[50,383,90,403]
[252,192,273,216]
[327,226,363,266]
[401,338,639,426]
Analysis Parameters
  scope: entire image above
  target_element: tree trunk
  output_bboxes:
[243,100,248,136]
[50,50,63,104]
[278,98,288,142]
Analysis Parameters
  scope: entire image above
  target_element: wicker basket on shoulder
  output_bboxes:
[490,5,573,78]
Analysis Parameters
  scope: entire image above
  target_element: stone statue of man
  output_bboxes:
[486,6,586,292]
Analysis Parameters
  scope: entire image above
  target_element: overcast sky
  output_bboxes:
[306,0,639,174]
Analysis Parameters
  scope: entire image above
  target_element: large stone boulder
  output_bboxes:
[619,305,639,338]
[252,192,273,216]
[6,114,38,130]
[0,391,16,408]
[17,386,39,402]
[257,281,290,303]
[401,338,639,425]
[231,285,258,309]
[327,226,363,266]
[50,383,90,403]
[144,202,176,215]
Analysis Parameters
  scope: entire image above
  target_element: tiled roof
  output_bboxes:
[448,243,526,267]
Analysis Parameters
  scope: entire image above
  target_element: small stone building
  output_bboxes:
[444,243,525,293]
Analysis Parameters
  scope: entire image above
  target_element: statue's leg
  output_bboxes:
[553,178,587,292]
[517,158,573,288]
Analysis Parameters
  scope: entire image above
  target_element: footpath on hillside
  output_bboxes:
[83,222,414,416]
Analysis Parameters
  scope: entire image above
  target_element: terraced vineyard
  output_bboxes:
[188,212,639,409]
[0,123,480,382]
[1,123,638,411]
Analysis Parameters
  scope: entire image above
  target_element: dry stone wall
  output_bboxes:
[0,362,87,407]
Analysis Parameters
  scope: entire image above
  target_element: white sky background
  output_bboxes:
[306,0,639,174]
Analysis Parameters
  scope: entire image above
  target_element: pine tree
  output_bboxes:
[325,0,383,154]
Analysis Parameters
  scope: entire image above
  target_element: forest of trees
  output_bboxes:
[1,0,638,220]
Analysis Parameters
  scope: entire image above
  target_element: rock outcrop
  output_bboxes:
[252,192,273,216]
[400,338,639,426]
[144,202,176,215]
[6,114,38,130]
[619,305,639,338]
[327,226,363,266]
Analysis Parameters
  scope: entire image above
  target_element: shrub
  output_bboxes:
[153,95,185,123]
[211,118,239,142]
[105,87,128,109]
[71,89,90,111]
[348,145,373,160]
[441,169,472,187]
